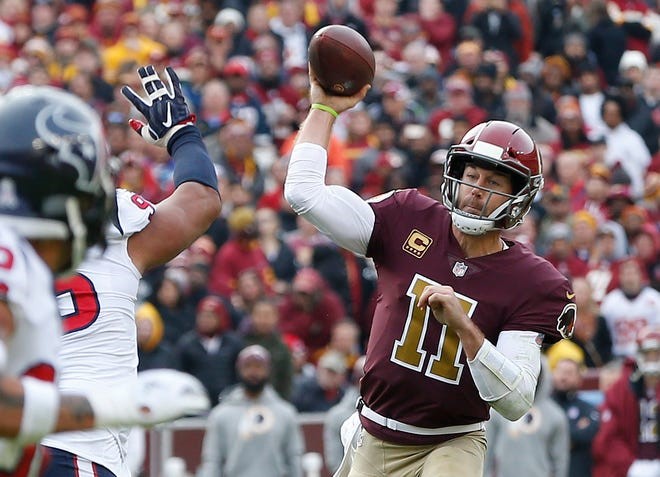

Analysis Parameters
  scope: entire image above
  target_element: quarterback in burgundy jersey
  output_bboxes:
[285,77,576,477]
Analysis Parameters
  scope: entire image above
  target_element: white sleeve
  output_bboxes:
[467,330,542,421]
[284,143,375,257]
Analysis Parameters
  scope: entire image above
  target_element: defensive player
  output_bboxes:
[0,86,210,476]
[284,79,577,476]
[40,65,222,476]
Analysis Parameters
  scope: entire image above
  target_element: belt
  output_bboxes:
[358,401,485,436]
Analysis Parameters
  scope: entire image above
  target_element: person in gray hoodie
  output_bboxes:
[198,345,304,477]
[485,355,570,477]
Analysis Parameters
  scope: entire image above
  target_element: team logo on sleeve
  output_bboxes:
[403,229,433,258]
[556,303,577,339]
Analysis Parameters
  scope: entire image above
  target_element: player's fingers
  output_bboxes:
[139,65,168,102]
[121,86,149,116]
[164,66,182,98]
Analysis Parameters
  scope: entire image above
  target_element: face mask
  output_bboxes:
[241,377,268,394]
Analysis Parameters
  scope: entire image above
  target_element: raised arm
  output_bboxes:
[283,74,375,256]
[121,65,222,273]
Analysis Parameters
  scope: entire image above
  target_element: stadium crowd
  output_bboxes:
[2,0,660,475]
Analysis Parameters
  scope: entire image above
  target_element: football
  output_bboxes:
[308,25,375,97]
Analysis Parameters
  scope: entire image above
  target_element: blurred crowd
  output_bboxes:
[2,0,660,474]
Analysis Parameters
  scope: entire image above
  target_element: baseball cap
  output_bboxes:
[546,339,585,371]
[237,344,271,369]
[318,351,347,374]
[223,57,250,77]
[619,50,648,72]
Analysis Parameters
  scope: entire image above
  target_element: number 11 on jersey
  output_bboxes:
[391,274,478,384]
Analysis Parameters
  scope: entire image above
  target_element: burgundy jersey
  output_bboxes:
[361,189,576,445]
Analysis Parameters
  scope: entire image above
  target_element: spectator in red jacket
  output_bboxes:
[592,325,660,477]
[278,267,346,357]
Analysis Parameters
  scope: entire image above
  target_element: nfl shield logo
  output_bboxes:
[452,261,468,277]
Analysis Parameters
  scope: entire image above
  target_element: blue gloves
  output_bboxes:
[121,65,195,148]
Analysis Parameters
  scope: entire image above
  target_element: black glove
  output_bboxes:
[121,65,195,148]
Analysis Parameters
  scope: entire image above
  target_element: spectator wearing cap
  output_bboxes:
[547,339,600,477]
[574,61,607,141]
[291,349,348,413]
[199,345,304,477]
[278,267,346,358]
[427,74,488,145]
[397,122,435,189]
[222,56,272,141]
[571,209,600,264]
[135,301,178,371]
[601,93,652,199]
[504,80,559,148]
[556,95,592,151]
[213,7,246,57]
[372,79,425,132]
[540,54,574,102]
[619,205,651,246]
[175,294,244,404]
[208,205,275,298]
[601,257,660,358]
[569,277,613,366]
[543,222,589,281]
[241,297,294,399]
[604,184,636,222]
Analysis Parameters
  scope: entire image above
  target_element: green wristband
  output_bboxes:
[311,103,338,118]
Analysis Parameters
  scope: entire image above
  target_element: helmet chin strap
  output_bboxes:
[59,197,87,276]
[450,198,514,236]
[451,212,494,235]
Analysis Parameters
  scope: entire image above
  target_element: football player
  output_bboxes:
[0,86,210,476]
[40,65,222,476]
[284,79,577,477]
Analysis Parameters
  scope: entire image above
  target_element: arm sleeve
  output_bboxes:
[284,143,375,257]
[467,330,542,421]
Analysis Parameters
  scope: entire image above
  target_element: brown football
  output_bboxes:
[308,25,375,97]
